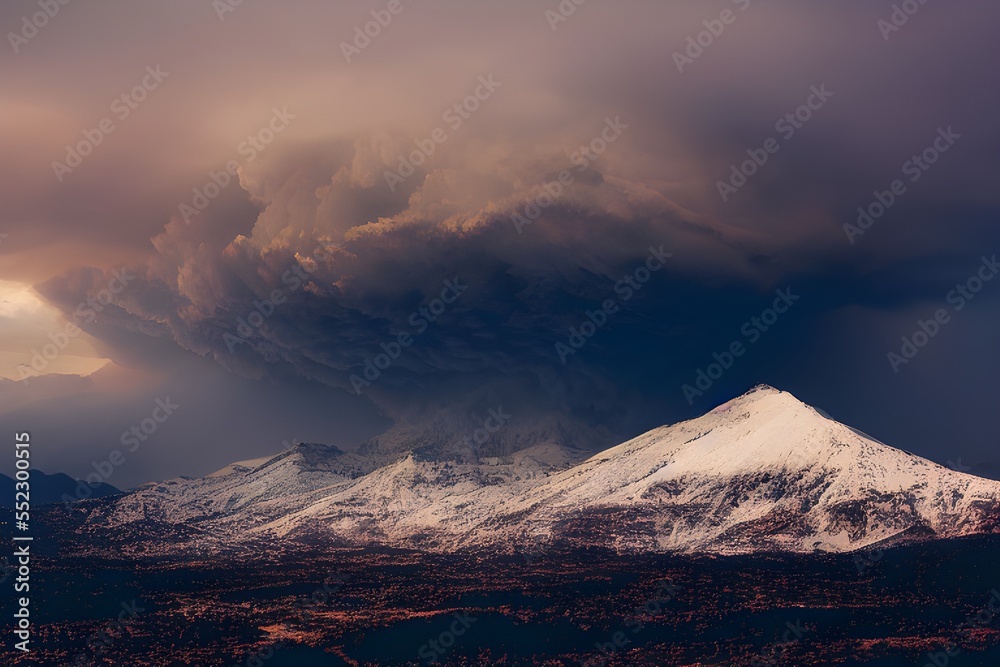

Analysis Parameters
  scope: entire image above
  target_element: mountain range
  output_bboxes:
[0,470,119,508]
[56,386,1000,557]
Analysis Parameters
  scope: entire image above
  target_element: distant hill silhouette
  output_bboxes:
[0,470,120,507]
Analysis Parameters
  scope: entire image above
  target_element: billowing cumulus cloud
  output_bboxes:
[37,129,734,423]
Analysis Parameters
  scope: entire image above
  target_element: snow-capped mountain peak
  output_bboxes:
[66,387,1000,557]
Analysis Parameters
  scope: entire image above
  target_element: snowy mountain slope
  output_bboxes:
[74,436,586,554]
[69,386,1000,556]
[86,443,371,533]
[249,445,571,545]
[482,386,1000,554]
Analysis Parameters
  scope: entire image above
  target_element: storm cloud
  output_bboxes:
[2,0,998,486]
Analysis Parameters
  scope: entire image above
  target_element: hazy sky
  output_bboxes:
[1,0,998,488]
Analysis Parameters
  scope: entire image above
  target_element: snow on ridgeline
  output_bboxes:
[70,386,1000,556]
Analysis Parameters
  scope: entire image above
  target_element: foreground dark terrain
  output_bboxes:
[3,529,1000,666]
